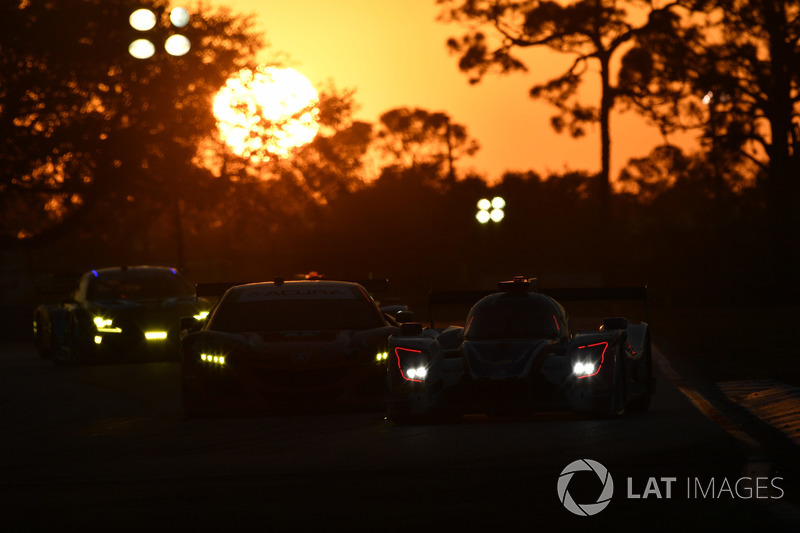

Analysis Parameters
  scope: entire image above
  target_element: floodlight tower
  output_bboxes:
[476,196,505,224]
[128,7,191,59]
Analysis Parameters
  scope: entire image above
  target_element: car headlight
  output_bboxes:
[573,341,608,378]
[375,351,389,363]
[394,347,428,382]
[200,353,227,366]
[93,316,122,333]
[406,367,427,379]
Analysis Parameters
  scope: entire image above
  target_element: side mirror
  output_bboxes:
[602,317,628,331]
[400,322,424,336]
[180,316,203,334]
[394,310,414,323]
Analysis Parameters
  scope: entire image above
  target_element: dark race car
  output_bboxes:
[33,266,212,363]
[180,278,403,414]
[386,276,655,423]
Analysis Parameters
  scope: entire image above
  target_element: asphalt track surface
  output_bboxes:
[2,341,799,532]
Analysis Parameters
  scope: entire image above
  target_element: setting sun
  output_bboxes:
[213,66,320,162]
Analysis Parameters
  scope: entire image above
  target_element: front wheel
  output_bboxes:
[67,313,96,364]
[595,345,626,418]
[33,307,54,359]
[627,339,653,412]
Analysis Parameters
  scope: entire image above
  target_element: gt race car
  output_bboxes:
[33,266,212,363]
[180,278,404,414]
[387,277,655,422]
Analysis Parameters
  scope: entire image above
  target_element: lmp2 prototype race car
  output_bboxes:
[386,277,655,422]
[33,266,212,363]
[180,278,405,414]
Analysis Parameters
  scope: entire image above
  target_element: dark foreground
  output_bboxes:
[1,342,798,531]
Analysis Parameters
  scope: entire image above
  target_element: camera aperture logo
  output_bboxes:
[557,459,614,516]
[557,459,785,517]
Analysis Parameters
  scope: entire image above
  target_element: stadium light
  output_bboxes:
[128,7,191,59]
[476,196,505,224]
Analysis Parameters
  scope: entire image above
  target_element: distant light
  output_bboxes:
[170,7,190,28]
[144,331,168,340]
[702,91,713,105]
[476,196,504,223]
[129,39,156,59]
[94,336,103,345]
[129,8,156,31]
[165,34,191,56]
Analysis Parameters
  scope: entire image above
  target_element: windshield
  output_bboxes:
[464,293,562,341]
[88,270,195,300]
[208,284,386,333]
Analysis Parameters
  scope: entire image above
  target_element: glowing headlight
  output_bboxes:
[573,341,608,378]
[94,317,112,328]
[144,331,168,340]
[395,347,428,382]
[375,351,389,362]
[573,362,596,377]
[406,367,427,380]
[93,316,122,333]
[194,311,209,320]
[200,353,226,366]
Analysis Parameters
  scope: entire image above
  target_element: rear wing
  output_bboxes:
[428,285,649,329]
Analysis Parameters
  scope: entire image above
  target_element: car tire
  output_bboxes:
[68,313,95,364]
[627,338,653,413]
[595,343,626,418]
[33,307,54,359]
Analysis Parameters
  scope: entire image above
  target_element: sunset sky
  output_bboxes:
[216,0,689,183]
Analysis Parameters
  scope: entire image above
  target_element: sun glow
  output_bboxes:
[213,66,320,162]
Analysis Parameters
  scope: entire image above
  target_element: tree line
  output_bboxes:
[1,0,797,303]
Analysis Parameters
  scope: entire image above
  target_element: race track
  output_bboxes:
[1,342,798,531]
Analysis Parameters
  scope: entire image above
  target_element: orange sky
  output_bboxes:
[215,0,687,183]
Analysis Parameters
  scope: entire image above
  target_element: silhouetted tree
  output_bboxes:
[374,107,479,182]
[438,0,688,204]
[0,0,262,249]
[704,1,799,265]
[621,1,800,279]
